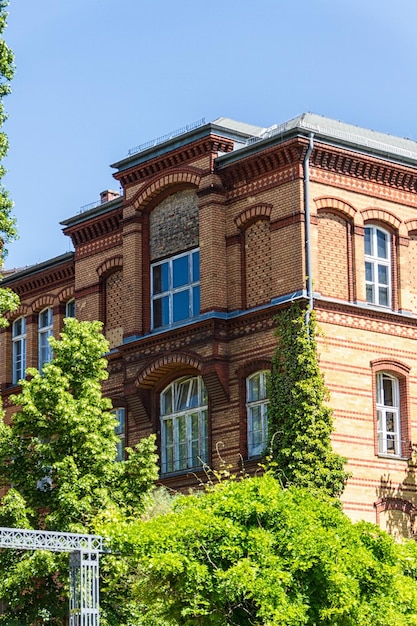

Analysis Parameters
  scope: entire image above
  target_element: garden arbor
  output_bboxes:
[0,526,105,625]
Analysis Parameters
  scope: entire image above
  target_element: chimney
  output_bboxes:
[100,190,120,204]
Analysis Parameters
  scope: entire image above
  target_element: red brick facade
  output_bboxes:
[3,114,417,537]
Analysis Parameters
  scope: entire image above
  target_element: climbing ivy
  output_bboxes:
[267,302,350,499]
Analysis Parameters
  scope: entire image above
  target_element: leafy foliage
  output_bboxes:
[267,303,349,498]
[103,473,417,625]
[0,319,158,624]
[0,1,19,326]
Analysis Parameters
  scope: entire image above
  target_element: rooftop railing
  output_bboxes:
[127,117,206,156]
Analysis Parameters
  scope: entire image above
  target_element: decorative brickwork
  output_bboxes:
[149,189,199,260]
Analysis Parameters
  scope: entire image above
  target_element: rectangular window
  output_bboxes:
[12,317,26,384]
[112,407,125,461]
[38,307,53,371]
[151,249,200,330]
[376,372,401,456]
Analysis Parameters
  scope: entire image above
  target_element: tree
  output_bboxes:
[267,303,349,498]
[0,0,19,323]
[103,473,417,625]
[0,318,158,625]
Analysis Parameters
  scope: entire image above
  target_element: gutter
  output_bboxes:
[304,133,314,329]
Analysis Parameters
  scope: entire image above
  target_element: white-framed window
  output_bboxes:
[247,371,269,457]
[12,317,26,384]
[38,307,53,370]
[112,407,125,462]
[151,248,200,330]
[377,372,401,456]
[364,225,391,307]
[160,376,208,474]
[65,299,76,318]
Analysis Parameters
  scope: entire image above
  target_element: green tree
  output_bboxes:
[103,473,417,625]
[267,303,349,498]
[0,0,19,323]
[0,318,158,625]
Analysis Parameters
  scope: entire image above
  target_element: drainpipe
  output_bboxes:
[303,133,314,331]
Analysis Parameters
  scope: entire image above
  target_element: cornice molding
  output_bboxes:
[114,135,234,187]
[63,208,122,247]
[8,262,74,298]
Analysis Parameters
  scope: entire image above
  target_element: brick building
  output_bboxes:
[3,113,417,538]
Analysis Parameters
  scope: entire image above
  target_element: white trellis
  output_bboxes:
[0,527,106,625]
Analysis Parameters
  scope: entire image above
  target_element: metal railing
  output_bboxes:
[246,118,417,162]
[128,117,206,156]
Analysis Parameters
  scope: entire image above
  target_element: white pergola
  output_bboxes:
[0,526,106,625]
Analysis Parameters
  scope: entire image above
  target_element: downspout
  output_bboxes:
[303,133,314,331]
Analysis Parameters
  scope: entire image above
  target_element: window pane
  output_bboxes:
[366,284,374,304]
[188,378,199,408]
[161,387,173,416]
[365,261,373,282]
[378,264,388,286]
[378,287,388,307]
[66,300,76,318]
[176,380,190,411]
[172,255,189,288]
[173,290,190,322]
[386,434,396,453]
[164,419,173,446]
[153,263,169,294]
[153,296,169,328]
[364,227,372,256]
[192,251,200,282]
[192,286,200,317]
[377,229,388,259]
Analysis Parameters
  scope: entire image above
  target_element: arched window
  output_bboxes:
[247,371,269,457]
[38,307,53,370]
[364,225,391,307]
[12,317,26,384]
[160,376,208,473]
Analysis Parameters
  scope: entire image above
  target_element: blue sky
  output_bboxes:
[3,0,417,268]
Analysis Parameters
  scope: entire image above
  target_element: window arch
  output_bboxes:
[160,375,208,474]
[246,371,269,458]
[364,225,391,307]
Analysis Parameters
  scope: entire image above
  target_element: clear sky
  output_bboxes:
[2,0,417,268]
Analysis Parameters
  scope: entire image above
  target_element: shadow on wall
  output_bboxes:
[375,461,417,541]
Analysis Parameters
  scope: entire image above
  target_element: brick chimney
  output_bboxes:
[100,190,120,204]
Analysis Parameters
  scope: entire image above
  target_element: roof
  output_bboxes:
[1,252,74,285]
[216,112,417,167]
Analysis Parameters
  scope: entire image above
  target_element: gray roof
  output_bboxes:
[219,112,417,166]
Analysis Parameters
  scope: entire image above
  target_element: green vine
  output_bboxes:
[267,302,350,499]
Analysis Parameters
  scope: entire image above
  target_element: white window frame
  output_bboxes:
[376,372,401,456]
[364,225,391,307]
[247,371,269,458]
[38,307,53,370]
[151,248,200,330]
[65,299,76,318]
[112,407,125,462]
[160,376,208,474]
[12,317,26,385]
